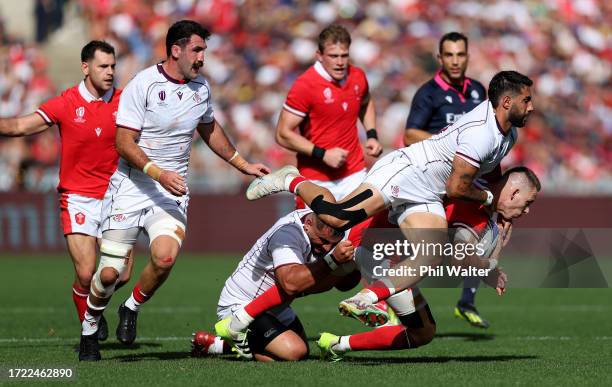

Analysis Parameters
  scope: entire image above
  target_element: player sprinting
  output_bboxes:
[77,20,269,361]
[317,166,541,361]
[275,24,382,209]
[195,210,358,361]
[404,32,490,328]
[0,41,128,343]
[246,70,534,324]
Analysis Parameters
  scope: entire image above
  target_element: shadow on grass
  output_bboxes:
[344,354,537,365]
[435,332,496,341]
[109,351,193,362]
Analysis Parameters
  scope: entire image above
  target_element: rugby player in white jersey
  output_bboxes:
[78,20,269,361]
[194,210,358,361]
[245,70,534,325]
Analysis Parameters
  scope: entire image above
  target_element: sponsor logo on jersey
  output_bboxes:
[112,214,126,222]
[354,84,360,94]
[471,90,480,101]
[323,87,334,104]
[445,96,453,104]
[342,102,348,111]
[75,212,86,225]
[391,185,400,198]
[193,92,202,103]
[446,112,465,124]
[94,127,102,137]
[74,106,86,123]
[177,91,183,100]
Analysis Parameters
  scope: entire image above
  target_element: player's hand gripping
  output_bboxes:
[365,138,383,158]
[323,147,349,168]
[331,240,355,264]
[159,170,187,196]
[484,267,507,296]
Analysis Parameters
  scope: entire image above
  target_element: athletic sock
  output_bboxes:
[359,283,396,304]
[347,325,410,351]
[72,283,89,322]
[334,335,352,352]
[125,285,150,312]
[459,276,480,306]
[287,175,306,193]
[209,337,225,355]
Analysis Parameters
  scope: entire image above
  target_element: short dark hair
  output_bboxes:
[503,166,541,192]
[318,24,351,52]
[439,31,468,54]
[313,214,344,238]
[165,20,211,57]
[81,40,115,62]
[488,71,533,108]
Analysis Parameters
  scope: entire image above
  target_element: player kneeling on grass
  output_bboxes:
[192,210,360,361]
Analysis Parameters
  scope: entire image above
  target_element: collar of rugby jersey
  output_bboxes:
[434,69,471,102]
[78,80,114,103]
[314,61,348,86]
[157,62,187,84]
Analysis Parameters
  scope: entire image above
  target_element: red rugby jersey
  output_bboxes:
[284,62,369,181]
[36,81,122,199]
[444,198,490,236]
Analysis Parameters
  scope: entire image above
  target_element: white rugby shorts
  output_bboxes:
[59,193,103,237]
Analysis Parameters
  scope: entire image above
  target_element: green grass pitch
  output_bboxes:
[0,254,610,386]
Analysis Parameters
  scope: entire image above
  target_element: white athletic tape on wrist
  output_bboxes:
[323,252,338,270]
[488,258,498,270]
[147,217,186,246]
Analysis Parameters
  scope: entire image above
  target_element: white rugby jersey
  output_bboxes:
[116,63,214,177]
[403,100,517,195]
[218,209,316,309]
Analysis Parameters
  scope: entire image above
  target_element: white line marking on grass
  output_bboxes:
[0,306,203,314]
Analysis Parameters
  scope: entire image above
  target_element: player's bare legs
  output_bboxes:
[117,222,184,345]
[254,330,309,362]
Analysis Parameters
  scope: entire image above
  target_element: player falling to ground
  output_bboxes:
[317,166,541,361]
[275,24,382,209]
[218,166,539,354]
[77,20,269,361]
[403,32,490,328]
[193,210,359,361]
[0,41,131,342]
[246,70,534,324]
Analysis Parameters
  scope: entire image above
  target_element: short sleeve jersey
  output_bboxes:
[284,62,369,181]
[217,209,315,308]
[403,100,518,195]
[406,71,486,134]
[115,63,214,177]
[36,82,122,199]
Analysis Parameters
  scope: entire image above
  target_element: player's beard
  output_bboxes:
[508,105,529,128]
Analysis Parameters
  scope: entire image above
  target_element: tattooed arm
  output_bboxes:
[445,156,488,203]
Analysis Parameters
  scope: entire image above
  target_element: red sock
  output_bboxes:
[244,285,293,318]
[289,176,307,193]
[364,281,393,301]
[72,283,88,322]
[348,325,410,350]
[132,284,151,304]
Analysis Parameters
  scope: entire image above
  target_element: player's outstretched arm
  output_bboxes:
[0,113,50,137]
[197,120,269,177]
[446,157,490,204]
[115,126,186,196]
[404,128,432,146]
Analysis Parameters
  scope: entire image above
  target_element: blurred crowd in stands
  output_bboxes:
[1,0,610,194]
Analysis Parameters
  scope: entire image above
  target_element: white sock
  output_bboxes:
[334,336,351,352]
[358,289,379,304]
[124,294,141,312]
[229,308,254,332]
[209,337,225,355]
[82,311,101,336]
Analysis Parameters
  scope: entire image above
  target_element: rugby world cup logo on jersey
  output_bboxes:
[323,87,334,104]
[74,106,86,123]
[158,90,167,106]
